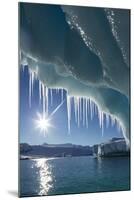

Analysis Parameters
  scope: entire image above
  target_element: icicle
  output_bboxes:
[45,87,48,115]
[91,100,94,119]
[94,103,97,115]
[106,113,110,129]
[89,99,93,120]
[86,98,88,128]
[21,64,25,73]
[77,97,80,127]
[28,69,37,107]
[111,116,115,127]
[28,70,31,106]
[39,81,42,105]
[31,71,34,97]
[67,95,71,133]
[61,89,64,102]
[79,97,82,122]
[83,98,85,126]
[74,97,77,124]
[56,88,59,94]
[42,84,46,116]
[101,112,104,137]
[50,88,53,106]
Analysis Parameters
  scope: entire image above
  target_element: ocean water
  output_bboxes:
[20,156,130,197]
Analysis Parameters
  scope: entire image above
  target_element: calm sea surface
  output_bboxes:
[20,156,130,197]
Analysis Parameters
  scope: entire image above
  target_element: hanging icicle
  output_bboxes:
[22,65,125,137]
[67,95,72,134]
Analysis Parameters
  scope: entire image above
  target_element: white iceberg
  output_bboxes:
[94,138,129,157]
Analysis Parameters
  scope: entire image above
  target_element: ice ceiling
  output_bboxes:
[20,3,130,144]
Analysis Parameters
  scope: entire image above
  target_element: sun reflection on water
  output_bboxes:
[34,158,54,195]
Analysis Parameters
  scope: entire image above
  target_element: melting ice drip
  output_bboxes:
[21,66,125,137]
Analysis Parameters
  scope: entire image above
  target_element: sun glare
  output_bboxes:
[34,100,65,135]
[35,112,52,133]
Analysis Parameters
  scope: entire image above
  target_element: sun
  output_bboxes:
[35,112,52,133]
[34,100,65,135]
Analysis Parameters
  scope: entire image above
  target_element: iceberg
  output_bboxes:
[93,138,129,157]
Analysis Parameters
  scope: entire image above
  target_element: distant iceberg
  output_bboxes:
[93,138,130,157]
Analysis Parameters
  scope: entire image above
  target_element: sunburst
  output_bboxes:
[35,112,52,133]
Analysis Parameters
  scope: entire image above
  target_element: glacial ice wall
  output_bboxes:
[97,138,129,155]
[19,3,130,143]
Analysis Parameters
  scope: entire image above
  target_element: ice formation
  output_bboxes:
[22,65,125,139]
[20,4,130,144]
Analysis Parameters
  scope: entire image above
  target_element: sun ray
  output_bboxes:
[35,112,52,134]
[34,99,65,135]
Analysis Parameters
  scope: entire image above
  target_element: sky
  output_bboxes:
[19,66,123,146]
